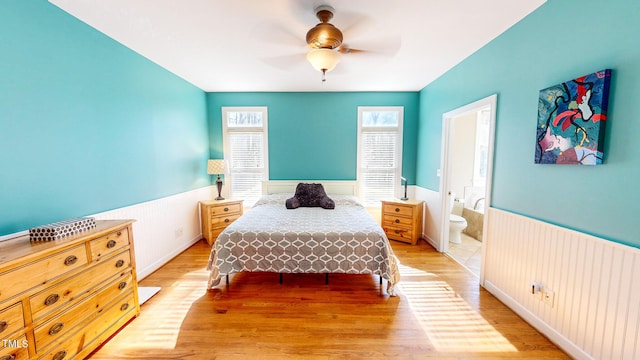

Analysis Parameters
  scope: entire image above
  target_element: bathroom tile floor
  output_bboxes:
[447,233,482,277]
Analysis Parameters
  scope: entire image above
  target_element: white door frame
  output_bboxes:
[438,94,497,283]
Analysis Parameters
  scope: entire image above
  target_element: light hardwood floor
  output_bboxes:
[89,239,569,359]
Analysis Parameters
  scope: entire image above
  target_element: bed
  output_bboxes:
[206,181,400,295]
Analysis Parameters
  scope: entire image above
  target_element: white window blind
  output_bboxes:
[357,107,404,207]
[222,107,268,205]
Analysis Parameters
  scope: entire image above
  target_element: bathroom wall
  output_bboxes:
[450,112,477,203]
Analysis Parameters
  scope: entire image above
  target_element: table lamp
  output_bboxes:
[401,177,408,200]
[207,159,226,200]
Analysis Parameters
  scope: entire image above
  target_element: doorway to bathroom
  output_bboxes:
[439,94,496,281]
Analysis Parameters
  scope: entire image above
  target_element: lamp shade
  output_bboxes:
[207,159,225,175]
[306,48,340,72]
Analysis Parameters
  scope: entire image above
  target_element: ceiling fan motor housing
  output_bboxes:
[306,6,343,49]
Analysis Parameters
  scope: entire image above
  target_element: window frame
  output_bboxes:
[221,106,269,205]
[356,106,404,207]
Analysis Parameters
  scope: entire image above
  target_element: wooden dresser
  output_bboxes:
[200,199,243,245]
[381,199,424,245]
[0,220,139,360]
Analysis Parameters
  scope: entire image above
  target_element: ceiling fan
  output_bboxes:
[257,4,400,83]
[304,5,357,82]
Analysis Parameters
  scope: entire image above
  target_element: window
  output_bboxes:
[221,107,268,206]
[357,107,404,207]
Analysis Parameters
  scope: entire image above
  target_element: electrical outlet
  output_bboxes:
[543,288,555,307]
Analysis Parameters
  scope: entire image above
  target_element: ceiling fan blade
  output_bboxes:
[260,53,306,71]
[337,12,376,41]
[250,21,304,49]
[340,35,402,58]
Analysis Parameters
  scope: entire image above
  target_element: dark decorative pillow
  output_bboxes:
[285,183,335,209]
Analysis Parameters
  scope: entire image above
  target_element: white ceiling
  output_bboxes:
[49,0,546,92]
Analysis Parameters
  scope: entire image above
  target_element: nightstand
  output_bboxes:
[200,199,243,245]
[381,199,424,245]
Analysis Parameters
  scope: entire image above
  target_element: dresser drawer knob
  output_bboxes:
[224,207,229,212]
[0,354,16,360]
[107,239,117,248]
[64,255,78,266]
[48,322,64,335]
[0,321,7,333]
[116,231,122,236]
[120,302,129,311]
[45,293,60,306]
[52,350,67,360]
[395,219,400,223]
[224,218,230,223]
[115,259,125,268]
[118,281,127,290]
[395,208,400,212]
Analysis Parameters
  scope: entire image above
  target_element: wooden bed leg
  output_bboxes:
[325,273,329,285]
[380,275,383,285]
[279,273,283,284]
[226,275,229,285]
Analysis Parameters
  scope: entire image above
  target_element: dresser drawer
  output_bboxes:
[37,290,136,360]
[0,303,24,339]
[0,334,29,360]
[90,227,130,260]
[210,203,242,216]
[30,250,132,322]
[33,272,134,352]
[0,244,88,303]
[383,203,413,218]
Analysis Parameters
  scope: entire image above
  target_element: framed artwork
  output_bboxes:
[535,69,612,165]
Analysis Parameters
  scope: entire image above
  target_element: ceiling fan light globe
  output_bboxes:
[306,49,340,72]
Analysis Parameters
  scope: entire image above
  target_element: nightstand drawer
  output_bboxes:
[385,227,413,244]
[383,203,413,218]
[383,216,413,228]
[211,214,241,229]
[210,203,242,216]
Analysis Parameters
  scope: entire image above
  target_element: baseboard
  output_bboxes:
[421,233,439,251]
[138,286,161,305]
[137,234,203,280]
[484,280,592,360]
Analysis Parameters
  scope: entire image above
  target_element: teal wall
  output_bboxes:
[417,0,639,247]
[207,92,419,182]
[0,1,209,236]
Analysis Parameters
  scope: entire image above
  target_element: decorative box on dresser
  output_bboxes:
[0,220,139,360]
[200,199,243,245]
[381,199,424,245]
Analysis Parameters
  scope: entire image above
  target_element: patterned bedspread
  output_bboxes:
[206,194,400,295]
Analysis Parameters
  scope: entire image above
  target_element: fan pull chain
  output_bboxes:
[322,69,327,82]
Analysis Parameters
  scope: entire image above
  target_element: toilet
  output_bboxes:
[448,193,468,244]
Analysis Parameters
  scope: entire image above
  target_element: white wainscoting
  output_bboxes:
[91,186,215,279]
[413,186,442,251]
[484,207,640,360]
